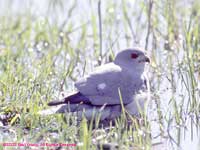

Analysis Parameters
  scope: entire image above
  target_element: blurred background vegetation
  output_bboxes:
[0,0,200,149]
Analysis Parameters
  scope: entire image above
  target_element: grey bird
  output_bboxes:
[40,48,150,121]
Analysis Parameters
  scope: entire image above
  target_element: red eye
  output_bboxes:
[131,53,138,59]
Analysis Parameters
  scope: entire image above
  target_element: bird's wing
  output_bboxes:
[75,63,137,105]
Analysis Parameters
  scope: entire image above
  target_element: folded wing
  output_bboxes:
[75,63,137,105]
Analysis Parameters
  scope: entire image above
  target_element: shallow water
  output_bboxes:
[0,0,199,149]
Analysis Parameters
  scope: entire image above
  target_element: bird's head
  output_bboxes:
[114,48,150,74]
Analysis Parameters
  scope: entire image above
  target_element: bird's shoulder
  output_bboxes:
[76,62,122,83]
[92,62,122,75]
[74,62,126,93]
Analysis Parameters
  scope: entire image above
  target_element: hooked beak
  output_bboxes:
[139,55,150,63]
[144,56,150,63]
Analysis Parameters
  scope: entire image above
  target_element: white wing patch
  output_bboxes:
[97,83,107,90]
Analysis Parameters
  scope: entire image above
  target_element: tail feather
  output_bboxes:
[48,100,66,106]
[48,92,91,106]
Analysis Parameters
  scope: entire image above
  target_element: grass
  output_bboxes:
[0,0,200,149]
